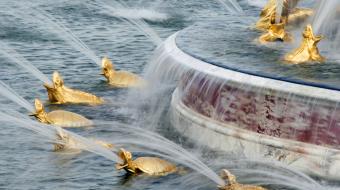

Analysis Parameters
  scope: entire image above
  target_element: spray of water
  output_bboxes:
[312,0,340,34]
[0,81,34,112]
[215,0,244,14]
[93,120,225,186]
[0,110,122,163]
[93,0,163,46]
[275,0,284,23]
[0,109,225,186]
[0,42,52,85]
[14,7,102,66]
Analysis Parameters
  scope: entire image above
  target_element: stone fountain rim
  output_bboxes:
[164,32,340,102]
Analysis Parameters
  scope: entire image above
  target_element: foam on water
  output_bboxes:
[93,0,163,46]
[110,8,169,22]
[247,0,267,8]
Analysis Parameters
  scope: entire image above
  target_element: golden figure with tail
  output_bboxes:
[256,0,313,31]
[101,57,146,88]
[258,22,292,43]
[44,71,103,105]
[115,148,177,176]
[30,99,92,127]
[218,169,267,190]
[54,128,114,152]
[284,24,325,64]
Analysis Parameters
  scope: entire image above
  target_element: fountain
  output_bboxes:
[148,0,340,180]
[0,0,340,189]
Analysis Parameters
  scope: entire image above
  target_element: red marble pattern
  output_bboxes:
[179,72,340,149]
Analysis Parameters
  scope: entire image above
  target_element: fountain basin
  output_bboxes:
[160,19,340,179]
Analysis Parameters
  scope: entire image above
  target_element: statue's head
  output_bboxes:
[118,148,132,162]
[101,56,114,79]
[303,24,324,43]
[29,98,47,122]
[303,24,315,38]
[116,148,133,171]
[34,98,45,114]
[52,71,64,88]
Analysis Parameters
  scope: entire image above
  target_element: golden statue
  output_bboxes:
[44,71,104,105]
[101,57,146,88]
[256,0,313,31]
[218,169,267,190]
[115,148,177,176]
[284,24,325,64]
[258,22,292,43]
[30,99,92,127]
[53,128,114,152]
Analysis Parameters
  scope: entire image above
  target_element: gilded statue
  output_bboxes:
[284,24,325,64]
[256,0,313,31]
[44,71,103,105]
[54,128,114,151]
[258,22,292,43]
[101,57,146,88]
[115,148,177,176]
[218,169,267,190]
[30,99,92,127]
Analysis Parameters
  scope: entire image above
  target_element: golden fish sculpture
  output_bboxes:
[258,22,292,43]
[101,57,146,88]
[54,128,114,152]
[284,24,325,64]
[44,71,103,105]
[30,99,92,127]
[218,169,267,190]
[256,0,313,31]
[115,148,177,176]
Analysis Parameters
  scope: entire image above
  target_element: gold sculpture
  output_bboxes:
[284,24,325,64]
[256,0,313,31]
[30,99,92,127]
[256,0,284,31]
[101,57,146,88]
[44,71,103,105]
[218,169,267,190]
[115,148,177,176]
[54,128,114,152]
[258,22,292,43]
